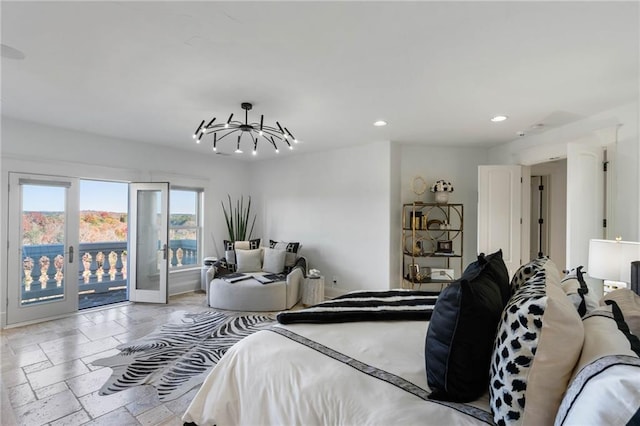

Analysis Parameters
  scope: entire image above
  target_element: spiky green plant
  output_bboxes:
[221,195,256,242]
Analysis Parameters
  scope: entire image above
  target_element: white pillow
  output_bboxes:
[555,304,640,425]
[235,248,262,273]
[262,248,286,274]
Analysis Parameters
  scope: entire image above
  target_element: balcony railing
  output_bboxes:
[21,240,198,306]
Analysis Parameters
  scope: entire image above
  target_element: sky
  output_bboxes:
[22,180,196,214]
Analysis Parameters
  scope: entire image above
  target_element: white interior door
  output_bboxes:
[7,173,79,325]
[478,166,523,277]
[566,143,605,296]
[128,183,169,304]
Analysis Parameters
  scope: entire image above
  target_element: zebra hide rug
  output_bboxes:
[93,310,275,401]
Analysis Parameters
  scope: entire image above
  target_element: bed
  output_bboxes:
[183,318,494,425]
[183,255,640,426]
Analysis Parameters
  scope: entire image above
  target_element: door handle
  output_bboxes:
[162,244,168,260]
[68,246,74,263]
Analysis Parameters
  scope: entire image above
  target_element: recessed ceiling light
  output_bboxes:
[373,120,388,127]
[490,115,508,122]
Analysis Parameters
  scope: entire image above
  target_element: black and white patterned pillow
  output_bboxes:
[269,240,300,274]
[223,239,261,272]
[509,256,550,295]
[490,259,583,426]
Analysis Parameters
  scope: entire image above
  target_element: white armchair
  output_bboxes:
[206,256,306,311]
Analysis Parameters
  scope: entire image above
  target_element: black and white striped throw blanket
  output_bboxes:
[277,290,439,324]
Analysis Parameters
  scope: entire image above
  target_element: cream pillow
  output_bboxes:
[262,248,286,274]
[601,289,640,336]
[570,305,637,380]
[235,248,262,273]
[223,239,261,271]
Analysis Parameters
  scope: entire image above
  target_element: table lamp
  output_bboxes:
[588,238,640,294]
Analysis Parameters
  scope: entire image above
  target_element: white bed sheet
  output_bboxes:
[183,320,492,426]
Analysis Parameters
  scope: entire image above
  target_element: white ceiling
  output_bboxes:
[1,1,638,160]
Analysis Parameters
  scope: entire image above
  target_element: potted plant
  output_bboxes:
[221,195,257,241]
[430,180,454,203]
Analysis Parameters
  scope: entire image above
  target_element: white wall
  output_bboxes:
[1,117,250,326]
[250,141,394,294]
[400,144,489,272]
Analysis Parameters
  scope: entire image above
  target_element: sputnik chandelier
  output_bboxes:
[192,102,298,155]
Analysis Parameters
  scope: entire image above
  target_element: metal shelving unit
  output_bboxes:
[401,202,463,290]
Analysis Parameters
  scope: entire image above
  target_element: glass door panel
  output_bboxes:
[128,183,169,303]
[20,184,66,305]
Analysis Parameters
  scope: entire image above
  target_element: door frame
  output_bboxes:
[6,172,80,325]
[128,182,170,304]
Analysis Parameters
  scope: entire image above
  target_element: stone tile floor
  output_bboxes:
[1,291,211,426]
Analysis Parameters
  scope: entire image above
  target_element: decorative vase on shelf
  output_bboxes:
[434,191,449,204]
[430,179,454,204]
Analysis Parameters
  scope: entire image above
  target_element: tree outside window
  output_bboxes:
[169,188,203,268]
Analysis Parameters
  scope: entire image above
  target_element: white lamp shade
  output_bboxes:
[588,239,640,283]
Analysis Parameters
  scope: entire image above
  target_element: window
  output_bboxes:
[169,187,203,269]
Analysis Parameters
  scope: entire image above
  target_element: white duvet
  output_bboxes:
[182,320,492,426]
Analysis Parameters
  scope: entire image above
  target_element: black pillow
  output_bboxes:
[425,249,509,402]
[461,249,511,306]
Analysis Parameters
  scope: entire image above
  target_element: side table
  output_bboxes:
[302,275,325,306]
[201,257,218,291]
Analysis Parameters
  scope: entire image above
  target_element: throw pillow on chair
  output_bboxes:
[235,248,263,273]
[263,248,287,274]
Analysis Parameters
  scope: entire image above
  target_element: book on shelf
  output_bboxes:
[223,272,251,283]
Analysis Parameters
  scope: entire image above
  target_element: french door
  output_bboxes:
[6,175,169,325]
[128,182,170,304]
[7,173,80,325]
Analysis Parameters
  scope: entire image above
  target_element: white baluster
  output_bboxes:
[39,255,50,289]
[54,254,64,287]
